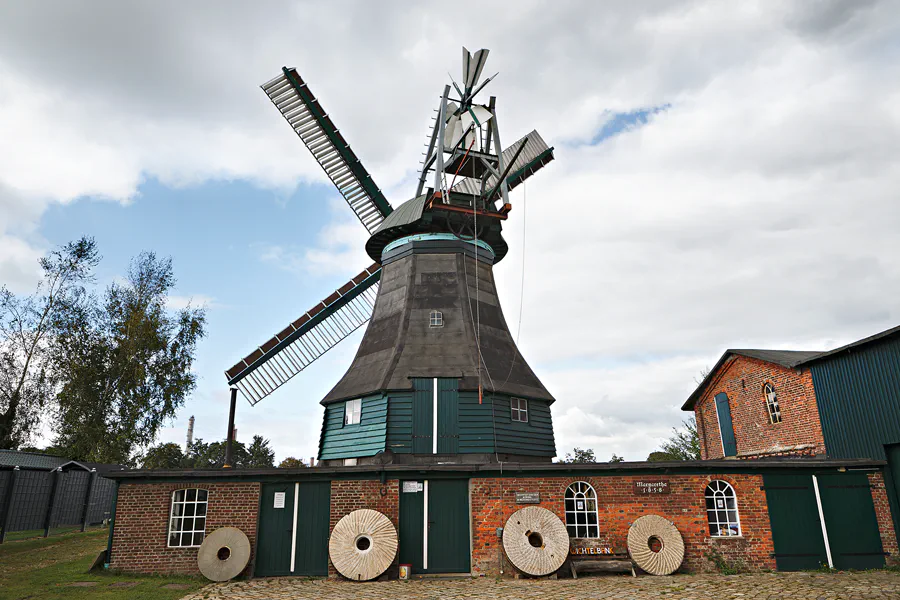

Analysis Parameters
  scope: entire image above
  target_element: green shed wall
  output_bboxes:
[318,394,388,460]
[386,392,413,453]
[810,335,900,461]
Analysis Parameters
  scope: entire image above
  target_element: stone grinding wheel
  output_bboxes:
[627,514,685,575]
[197,527,251,582]
[329,509,398,581]
[502,506,569,576]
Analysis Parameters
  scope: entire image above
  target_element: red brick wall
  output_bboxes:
[869,472,899,564]
[109,482,260,575]
[695,356,826,459]
[328,479,400,577]
[470,474,775,576]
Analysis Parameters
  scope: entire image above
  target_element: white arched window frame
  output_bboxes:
[564,481,599,538]
[705,480,741,537]
[764,383,782,424]
[168,488,208,547]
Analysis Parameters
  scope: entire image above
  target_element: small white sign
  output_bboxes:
[403,481,421,493]
[274,492,286,508]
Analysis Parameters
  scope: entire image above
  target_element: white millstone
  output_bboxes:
[627,514,685,575]
[328,509,398,581]
[502,506,569,576]
[197,527,251,582]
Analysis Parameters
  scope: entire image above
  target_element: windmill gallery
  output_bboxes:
[103,49,898,581]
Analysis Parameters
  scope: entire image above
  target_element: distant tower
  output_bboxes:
[186,415,195,451]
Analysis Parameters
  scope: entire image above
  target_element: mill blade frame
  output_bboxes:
[262,68,393,233]
[225,264,381,405]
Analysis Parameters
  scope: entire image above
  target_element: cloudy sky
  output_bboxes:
[2,1,898,462]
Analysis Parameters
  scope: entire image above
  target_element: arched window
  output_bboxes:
[564,481,599,538]
[429,310,443,327]
[764,383,781,424]
[168,488,208,547]
[705,480,741,537]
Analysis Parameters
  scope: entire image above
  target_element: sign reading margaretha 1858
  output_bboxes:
[633,479,670,495]
[515,492,540,504]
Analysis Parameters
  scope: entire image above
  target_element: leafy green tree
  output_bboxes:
[185,437,249,468]
[560,447,597,463]
[52,252,206,465]
[245,435,275,468]
[0,238,99,449]
[609,453,625,463]
[278,456,307,468]
[647,417,701,461]
[141,442,186,469]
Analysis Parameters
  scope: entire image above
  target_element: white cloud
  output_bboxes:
[2,1,900,460]
[166,294,218,311]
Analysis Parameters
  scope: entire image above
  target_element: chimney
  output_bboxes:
[309,456,315,468]
[186,415,195,451]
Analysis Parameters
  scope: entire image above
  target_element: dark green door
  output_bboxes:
[763,474,828,571]
[399,481,426,572]
[817,473,885,570]
[412,379,433,454]
[437,379,459,454]
[293,481,331,576]
[715,392,737,457]
[398,479,470,574]
[886,444,900,542]
[255,483,294,576]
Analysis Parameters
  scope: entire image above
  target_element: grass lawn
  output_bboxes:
[0,528,206,600]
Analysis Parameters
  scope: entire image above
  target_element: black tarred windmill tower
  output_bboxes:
[226,48,557,465]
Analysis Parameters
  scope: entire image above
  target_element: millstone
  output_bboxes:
[197,527,251,582]
[626,514,685,575]
[502,506,569,576]
[328,509,398,581]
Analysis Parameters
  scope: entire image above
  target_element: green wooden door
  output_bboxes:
[886,445,900,542]
[763,474,828,571]
[398,479,470,574]
[437,379,459,454]
[255,483,295,576]
[293,481,331,576]
[427,479,470,573]
[817,473,885,570]
[412,379,433,454]
[399,480,426,572]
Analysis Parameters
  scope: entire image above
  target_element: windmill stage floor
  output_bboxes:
[184,570,900,600]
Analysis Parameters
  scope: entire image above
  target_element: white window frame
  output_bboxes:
[511,398,528,423]
[344,398,361,426]
[429,310,443,328]
[764,383,782,424]
[167,488,208,548]
[564,481,600,538]
[705,480,742,537]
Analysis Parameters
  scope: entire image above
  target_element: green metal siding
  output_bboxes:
[318,394,387,460]
[386,392,413,453]
[810,336,900,461]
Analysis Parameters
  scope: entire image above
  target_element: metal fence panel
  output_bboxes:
[87,476,115,524]
[10,470,53,532]
[54,470,90,527]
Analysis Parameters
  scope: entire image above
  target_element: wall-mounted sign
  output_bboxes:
[570,547,614,555]
[273,492,286,508]
[633,479,670,495]
[515,492,540,504]
[402,481,423,493]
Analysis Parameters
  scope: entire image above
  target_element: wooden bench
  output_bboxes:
[569,547,635,578]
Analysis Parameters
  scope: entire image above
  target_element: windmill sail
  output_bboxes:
[451,130,554,197]
[261,68,393,233]
[225,264,381,405]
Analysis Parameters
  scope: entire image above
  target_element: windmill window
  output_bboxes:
[429,310,443,328]
[564,481,599,538]
[705,480,741,537]
[764,383,781,424]
[511,398,528,422]
[344,398,361,426]
[168,488,208,547]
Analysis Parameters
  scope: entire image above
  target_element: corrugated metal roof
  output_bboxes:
[796,324,900,366]
[451,130,552,196]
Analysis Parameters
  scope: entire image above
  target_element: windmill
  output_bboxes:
[225,49,556,462]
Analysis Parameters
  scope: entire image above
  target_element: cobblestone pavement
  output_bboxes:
[184,571,900,600]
